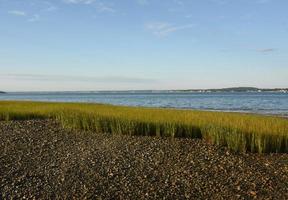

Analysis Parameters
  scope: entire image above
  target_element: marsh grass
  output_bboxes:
[0,101,287,153]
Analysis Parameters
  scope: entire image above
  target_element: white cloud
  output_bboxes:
[95,2,115,13]
[8,10,40,22]
[256,48,276,53]
[210,0,230,5]
[145,22,196,36]
[137,0,149,5]
[256,0,272,3]
[63,0,96,4]
[211,0,272,4]
[8,10,27,16]
[63,0,115,13]
[173,0,184,6]
[0,74,156,83]
[42,1,58,12]
[28,14,40,22]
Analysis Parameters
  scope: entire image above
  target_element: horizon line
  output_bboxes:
[2,87,288,93]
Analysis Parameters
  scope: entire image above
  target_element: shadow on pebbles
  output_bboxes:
[0,119,287,199]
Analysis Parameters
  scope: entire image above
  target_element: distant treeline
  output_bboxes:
[180,87,288,93]
[0,88,287,93]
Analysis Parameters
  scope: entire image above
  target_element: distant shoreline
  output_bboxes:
[1,87,288,93]
[0,99,287,117]
[177,87,288,93]
[0,101,287,153]
[0,91,287,116]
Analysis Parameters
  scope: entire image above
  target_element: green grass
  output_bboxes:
[0,101,287,153]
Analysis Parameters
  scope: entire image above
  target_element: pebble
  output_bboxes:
[0,119,287,200]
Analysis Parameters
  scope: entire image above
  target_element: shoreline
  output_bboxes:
[0,99,288,117]
[0,101,287,153]
[1,119,287,199]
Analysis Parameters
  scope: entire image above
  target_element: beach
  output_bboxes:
[1,119,287,199]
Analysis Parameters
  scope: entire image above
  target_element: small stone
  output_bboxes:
[249,191,257,196]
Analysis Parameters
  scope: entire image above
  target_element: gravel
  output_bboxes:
[0,119,287,199]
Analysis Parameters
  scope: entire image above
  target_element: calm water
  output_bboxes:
[1,92,288,116]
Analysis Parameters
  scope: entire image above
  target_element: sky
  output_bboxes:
[0,0,288,91]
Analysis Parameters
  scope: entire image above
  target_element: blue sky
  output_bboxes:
[0,0,287,91]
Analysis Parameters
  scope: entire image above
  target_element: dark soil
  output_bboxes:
[0,120,287,199]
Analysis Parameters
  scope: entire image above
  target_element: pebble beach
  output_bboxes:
[0,119,287,199]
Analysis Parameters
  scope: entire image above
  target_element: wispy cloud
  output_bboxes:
[0,74,157,83]
[210,0,230,5]
[145,22,196,36]
[8,10,40,22]
[256,48,276,53]
[63,0,96,4]
[173,0,184,6]
[9,10,40,22]
[95,2,115,13]
[8,10,27,16]
[256,0,272,4]
[28,14,40,22]
[212,0,272,4]
[63,0,115,13]
[137,0,149,6]
[42,1,58,12]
